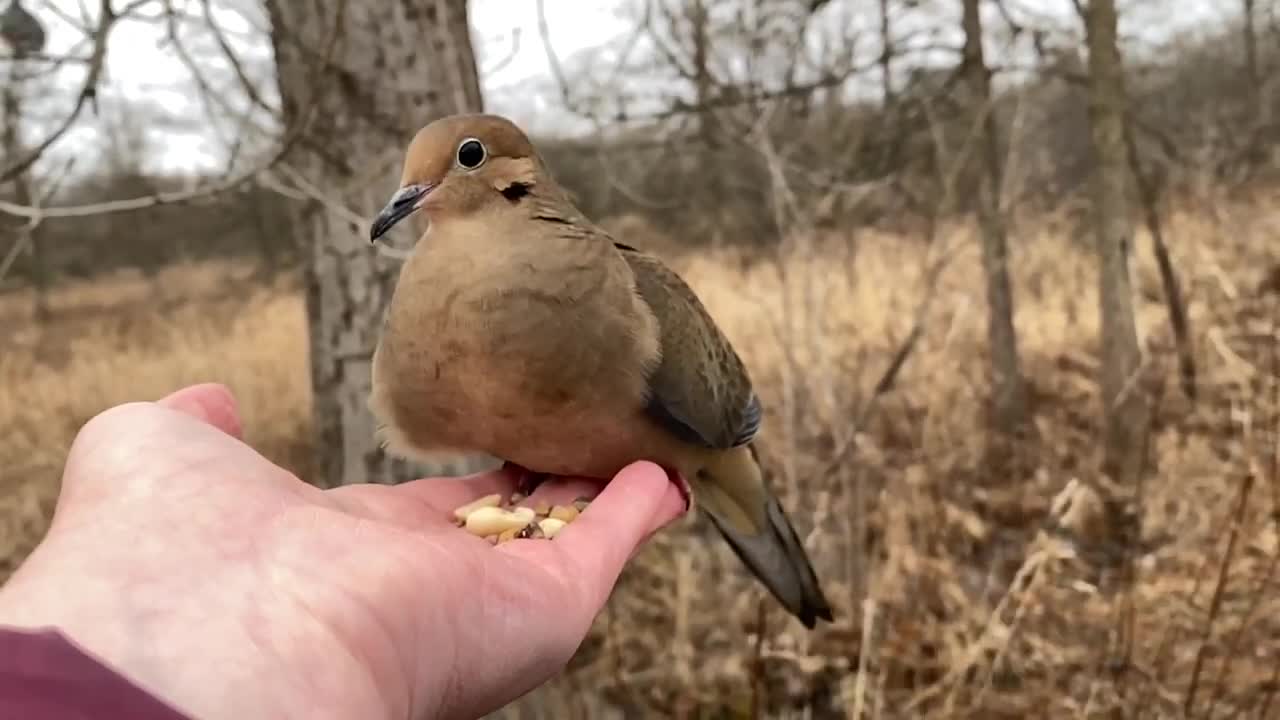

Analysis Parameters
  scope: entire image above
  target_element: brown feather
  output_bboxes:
[615,245,762,450]
[368,113,833,628]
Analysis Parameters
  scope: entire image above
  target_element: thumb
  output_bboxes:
[157,383,243,439]
[550,460,687,605]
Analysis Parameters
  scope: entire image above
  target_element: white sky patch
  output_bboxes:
[470,0,630,136]
[4,0,1242,179]
[8,0,624,175]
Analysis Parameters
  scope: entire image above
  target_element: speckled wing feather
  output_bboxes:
[613,243,762,449]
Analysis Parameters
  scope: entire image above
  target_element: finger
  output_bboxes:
[540,461,685,598]
[55,394,266,515]
[349,473,602,537]
[384,466,521,516]
[514,477,603,511]
[157,383,243,439]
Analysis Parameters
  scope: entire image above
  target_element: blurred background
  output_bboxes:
[2,0,1279,717]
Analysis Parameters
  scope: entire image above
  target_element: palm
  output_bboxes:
[0,384,683,720]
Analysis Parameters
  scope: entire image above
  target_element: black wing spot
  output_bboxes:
[532,213,572,225]
[500,182,531,202]
[613,241,640,253]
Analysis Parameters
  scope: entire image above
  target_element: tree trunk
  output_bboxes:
[1243,0,1259,101]
[961,0,1027,436]
[1,61,49,322]
[690,0,717,148]
[1083,0,1149,491]
[878,0,893,107]
[265,0,485,488]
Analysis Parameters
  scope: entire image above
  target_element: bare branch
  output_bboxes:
[479,27,521,78]
[1183,472,1255,714]
[818,237,965,482]
[40,0,94,34]
[1123,119,1196,402]
[263,161,369,229]
[0,0,114,182]
[0,155,75,283]
[534,0,578,113]
[0,167,255,220]
[199,0,278,116]
[0,0,347,222]
[0,47,94,70]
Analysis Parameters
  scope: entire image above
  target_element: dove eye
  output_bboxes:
[456,138,486,169]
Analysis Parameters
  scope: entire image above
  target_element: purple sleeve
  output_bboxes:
[0,626,191,719]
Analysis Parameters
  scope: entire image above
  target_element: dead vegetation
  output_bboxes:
[2,186,1276,717]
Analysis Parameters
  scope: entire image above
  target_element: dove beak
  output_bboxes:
[370,183,433,243]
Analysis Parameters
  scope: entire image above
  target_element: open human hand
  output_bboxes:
[0,383,686,720]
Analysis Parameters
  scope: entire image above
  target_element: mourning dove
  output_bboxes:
[368,113,833,628]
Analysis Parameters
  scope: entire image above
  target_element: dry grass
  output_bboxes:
[0,260,314,576]
[1,191,1278,718]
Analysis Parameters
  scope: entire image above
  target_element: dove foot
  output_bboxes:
[501,461,552,500]
[668,468,694,512]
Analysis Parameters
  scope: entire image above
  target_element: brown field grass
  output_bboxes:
[1,191,1278,718]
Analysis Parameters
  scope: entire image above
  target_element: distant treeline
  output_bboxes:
[1,17,1275,286]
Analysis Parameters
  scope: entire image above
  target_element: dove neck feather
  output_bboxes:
[391,190,626,336]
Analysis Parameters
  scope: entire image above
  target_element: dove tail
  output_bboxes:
[689,444,833,629]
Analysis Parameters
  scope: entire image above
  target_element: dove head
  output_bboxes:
[370,113,546,243]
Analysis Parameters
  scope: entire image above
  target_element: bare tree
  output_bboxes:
[265,0,484,487]
[1082,0,1149,494]
[961,0,1027,436]
[0,0,486,491]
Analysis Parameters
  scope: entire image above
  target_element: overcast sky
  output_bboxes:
[3,0,1240,178]
[7,0,635,175]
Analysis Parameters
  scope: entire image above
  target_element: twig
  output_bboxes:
[1206,479,1276,716]
[537,0,941,129]
[851,598,877,720]
[534,0,584,115]
[1208,326,1260,380]
[0,170,252,219]
[0,0,345,222]
[41,0,94,33]
[0,44,94,82]
[0,0,156,183]
[1258,642,1280,719]
[1123,119,1196,402]
[479,27,521,78]
[1269,319,1279,519]
[1184,471,1255,715]
[0,158,76,284]
[265,162,369,229]
[199,0,278,116]
[160,0,241,155]
[818,237,965,481]
[749,599,767,720]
